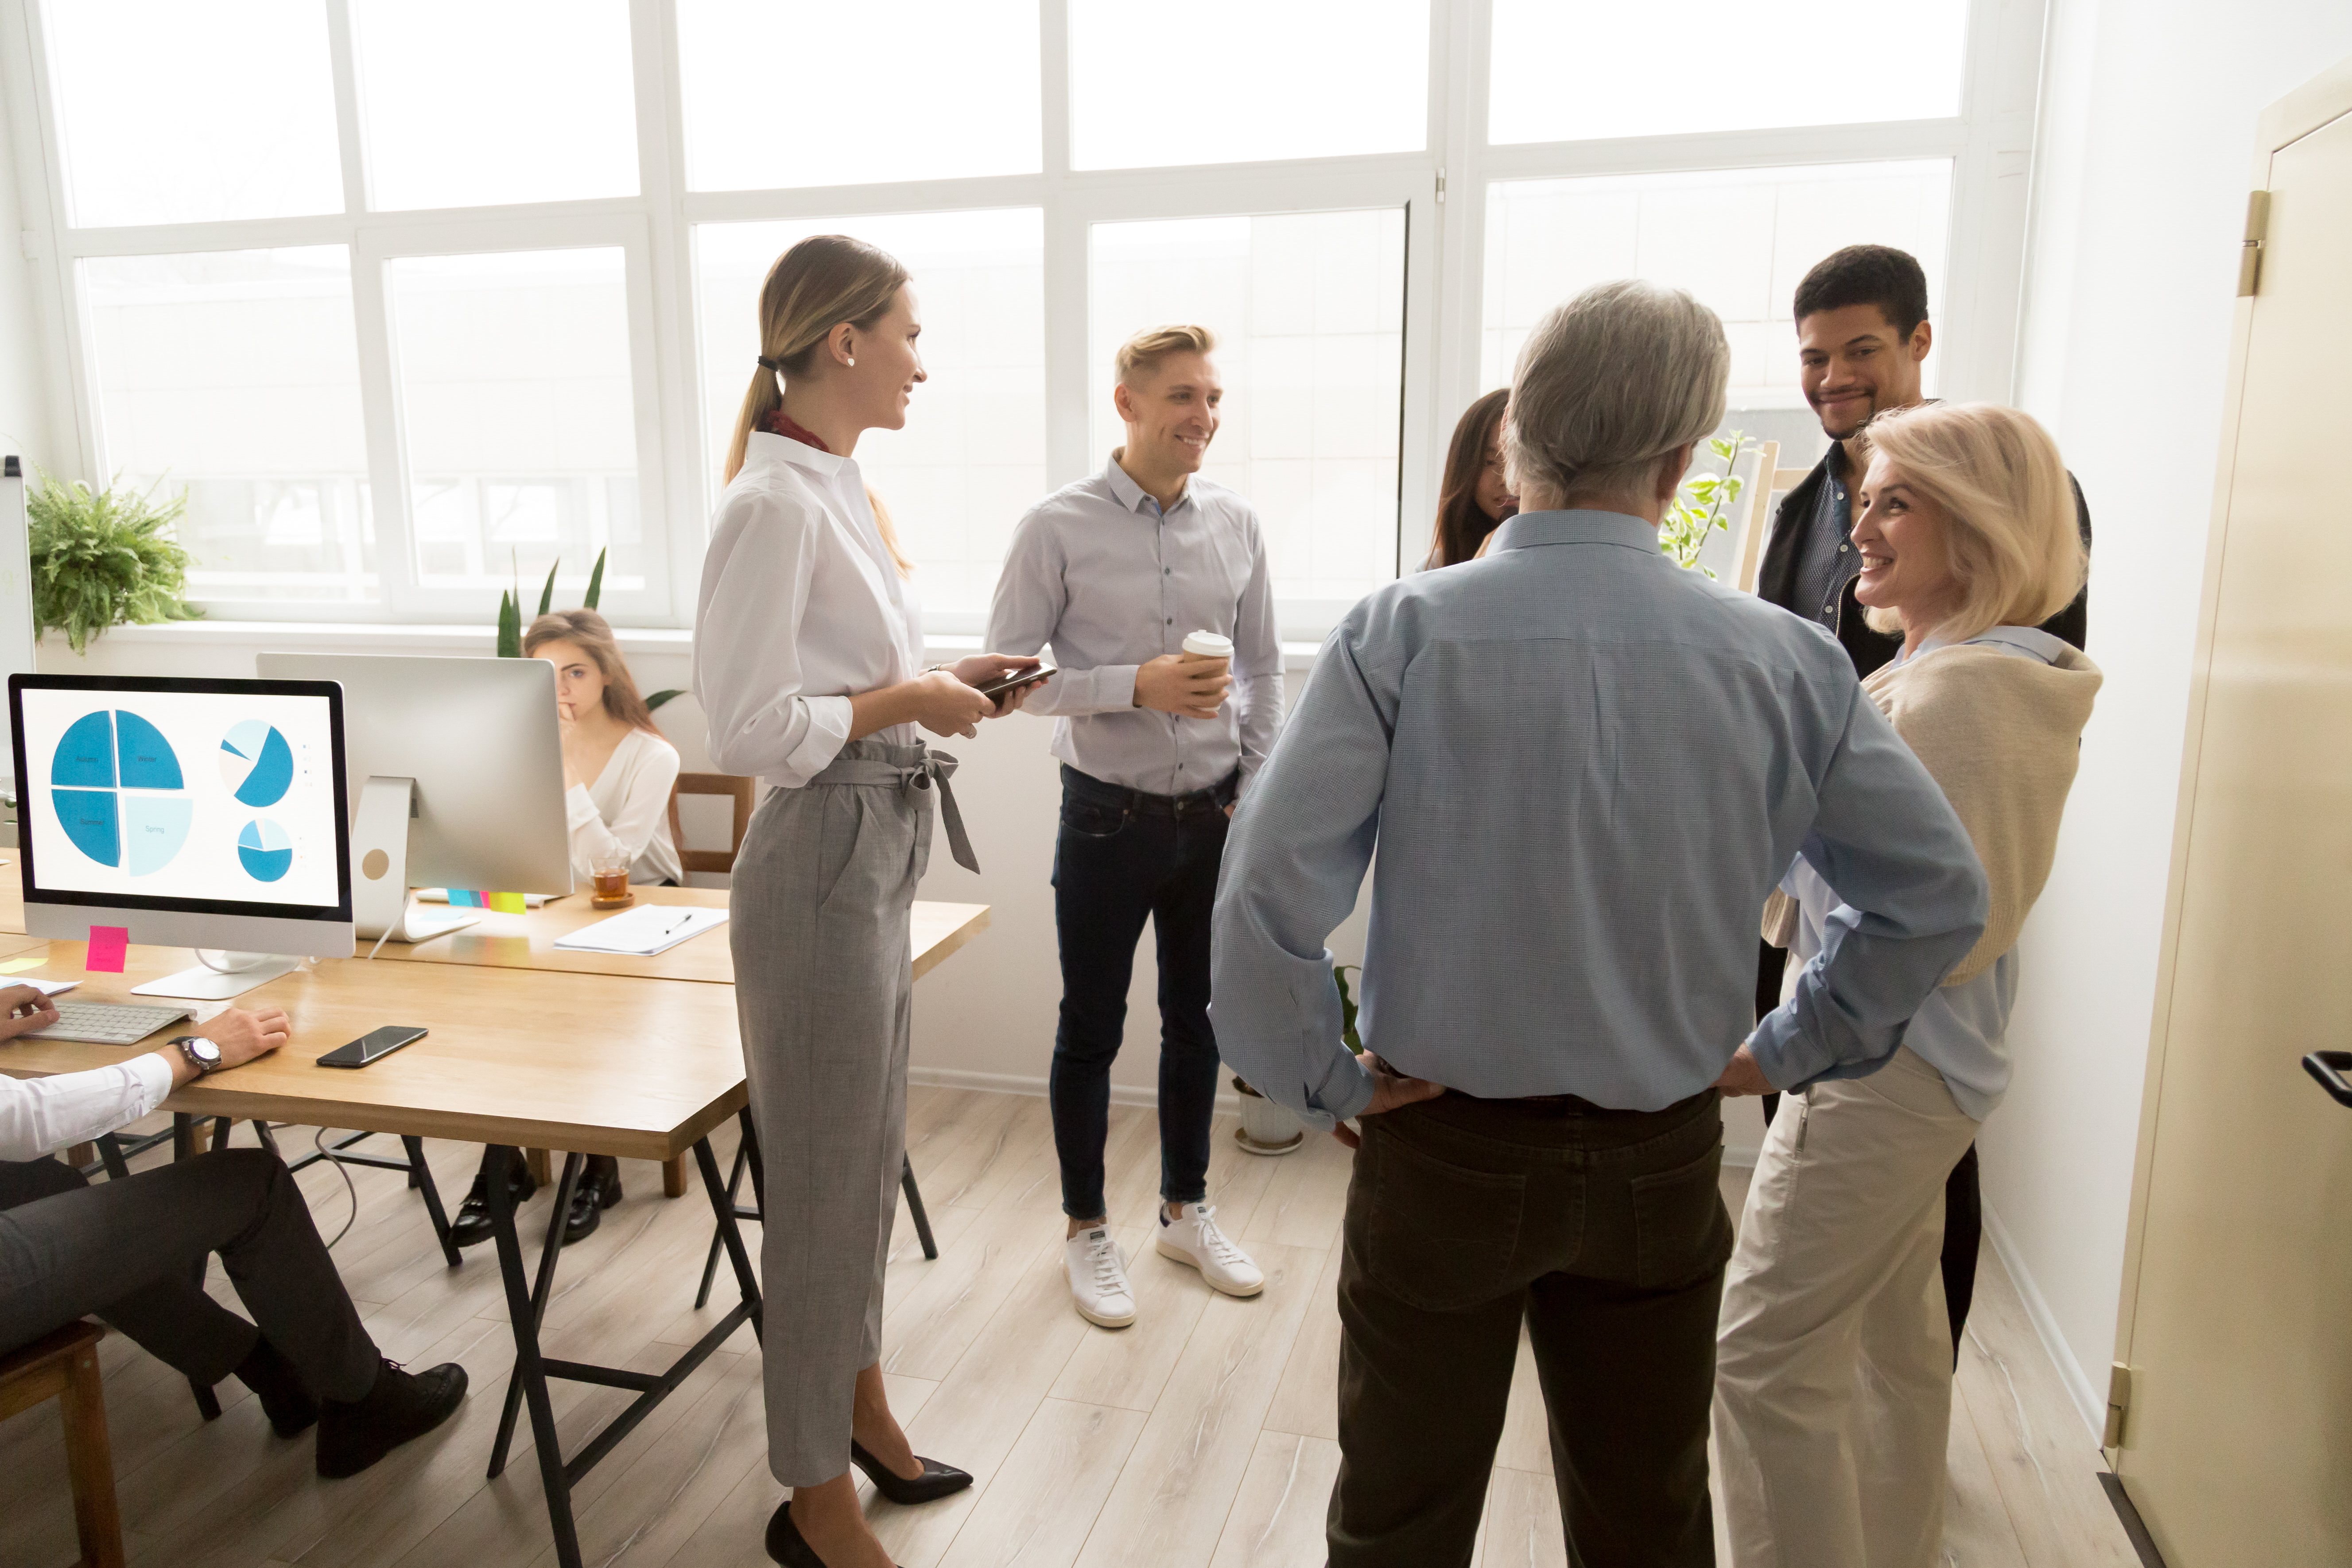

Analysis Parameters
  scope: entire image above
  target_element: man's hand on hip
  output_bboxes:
[1714,1044,1774,1098]
[1333,1051,1445,1149]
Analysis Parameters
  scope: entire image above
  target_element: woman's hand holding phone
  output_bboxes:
[949,653,1048,717]
[908,670,997,739]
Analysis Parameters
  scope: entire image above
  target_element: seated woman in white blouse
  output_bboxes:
[446,609,682,1251]
[528,608,683,891]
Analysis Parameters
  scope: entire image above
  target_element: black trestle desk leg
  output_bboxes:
[901,1156,937,1261]
[489,1150,582,1480]
[694,1143,752,1311]
[403,1137,461,1267]
[481,1144,583,1568]
[693,1137,762,1346]
[95,1133,131,1181]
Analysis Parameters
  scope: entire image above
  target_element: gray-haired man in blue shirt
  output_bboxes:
[1211,280,1989,1568]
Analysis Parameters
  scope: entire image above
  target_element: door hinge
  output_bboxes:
[2104,1362,2133,1448]
[1436,167,1447,204]
[2237,190,2270,297]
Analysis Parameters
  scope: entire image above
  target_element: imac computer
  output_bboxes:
[255,652,572,943]
[8,673,354,997]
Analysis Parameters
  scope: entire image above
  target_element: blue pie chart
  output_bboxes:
[50,710,192,874]
[220,720,294,808]
[238,819,293,882]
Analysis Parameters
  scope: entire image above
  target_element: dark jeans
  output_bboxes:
[1049,765,1230,1220]
[1754,938,1980,1360]
[1329,1088,1732,1568]
[0,1149,379,1400]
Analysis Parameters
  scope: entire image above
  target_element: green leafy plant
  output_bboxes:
[1657,432,1756,580]
[1334,963,1364,1053]
[496,545,609,658]
[26,470,202,655]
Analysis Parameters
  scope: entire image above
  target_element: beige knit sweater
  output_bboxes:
[1766,637,2103,986]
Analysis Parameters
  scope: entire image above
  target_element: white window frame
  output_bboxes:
[1,0,2047,638]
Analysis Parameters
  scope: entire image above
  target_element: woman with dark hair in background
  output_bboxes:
[1422,388,1517,568]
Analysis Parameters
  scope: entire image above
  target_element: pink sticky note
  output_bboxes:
[86,926,128,973]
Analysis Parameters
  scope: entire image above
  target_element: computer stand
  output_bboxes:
[351,775,477,945]
[132,951,302,1001]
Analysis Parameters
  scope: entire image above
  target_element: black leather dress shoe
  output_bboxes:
[766,1499,899,1567]
[850,1439,974,1505]
[448,1164,537,1248]
[563,1155,624,1246]
[315,1359,468,1479]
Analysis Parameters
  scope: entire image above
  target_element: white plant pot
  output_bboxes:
[1232,1076,1304,1155]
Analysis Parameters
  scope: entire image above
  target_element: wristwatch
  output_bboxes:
[171,1035,223,1076]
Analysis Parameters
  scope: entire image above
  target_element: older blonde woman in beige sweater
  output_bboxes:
[1712,402,2102,1568]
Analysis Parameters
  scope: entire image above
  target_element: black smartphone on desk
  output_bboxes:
[318,1026,427,1068]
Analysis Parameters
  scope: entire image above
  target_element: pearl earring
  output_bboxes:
[845,357,855,367]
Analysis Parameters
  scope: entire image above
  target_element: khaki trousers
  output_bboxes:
[1712,1048,1982,1568]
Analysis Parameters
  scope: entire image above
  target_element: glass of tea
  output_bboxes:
[589,852,633,910]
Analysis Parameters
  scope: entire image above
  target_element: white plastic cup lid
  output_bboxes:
[1182,631,1234,659]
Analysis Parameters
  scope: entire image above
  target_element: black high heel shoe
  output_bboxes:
[766,1499,899,1567]
[849,1439,973,1505]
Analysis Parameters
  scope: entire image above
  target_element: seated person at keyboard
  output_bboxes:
[442,609,682,1250]
[0,989,468,1477]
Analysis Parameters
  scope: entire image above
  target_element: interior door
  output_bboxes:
[2111,56,2352,1567]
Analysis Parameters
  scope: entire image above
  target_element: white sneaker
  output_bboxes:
[1155,1203,1265,1298]
[1065,1226,1137,1328]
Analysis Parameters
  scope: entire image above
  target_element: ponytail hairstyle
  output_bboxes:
[724,234,912,485]
[523,609,661,734]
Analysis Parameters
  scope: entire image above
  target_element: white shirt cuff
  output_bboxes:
[128,1050,175,1115]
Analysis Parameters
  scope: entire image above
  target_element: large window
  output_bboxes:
[14,0,2038,633]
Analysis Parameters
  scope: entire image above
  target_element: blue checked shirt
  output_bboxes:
[1210,509,1990,1129]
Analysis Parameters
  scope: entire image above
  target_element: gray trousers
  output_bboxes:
[731,738,937,1486]
[0,1149,379,1401]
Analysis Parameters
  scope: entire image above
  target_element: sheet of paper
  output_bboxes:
[86,926,128,973]
[552,905,729,957]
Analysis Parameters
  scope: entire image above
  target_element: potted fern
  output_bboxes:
[27,472,202,654]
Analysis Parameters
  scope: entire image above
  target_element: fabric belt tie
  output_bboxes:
[809,747,977,873]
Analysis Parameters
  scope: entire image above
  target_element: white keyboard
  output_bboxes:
[26,1001,193,1046]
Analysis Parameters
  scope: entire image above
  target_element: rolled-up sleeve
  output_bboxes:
[988,505,1138,716]
[1745,686,1990,1089]
[1211,622,1391,1130]
[1231,512,1284,791]
[692,490,854,787]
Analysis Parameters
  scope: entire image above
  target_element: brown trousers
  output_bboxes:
[1328,1087,1732,1568]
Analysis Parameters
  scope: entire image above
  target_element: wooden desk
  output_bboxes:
[0,893,992,1568]
[0,941,745,1160]
[0,878,992,990]
[369,886,992,986]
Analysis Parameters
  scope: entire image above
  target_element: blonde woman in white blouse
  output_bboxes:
[527,609,684,890]
[695,233,1040,1568]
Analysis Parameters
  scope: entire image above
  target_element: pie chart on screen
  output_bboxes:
[237,819,293,883]
[219,720,295,808]
[50,709,194,875]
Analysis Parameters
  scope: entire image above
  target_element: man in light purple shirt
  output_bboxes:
[987,325,1283,1331]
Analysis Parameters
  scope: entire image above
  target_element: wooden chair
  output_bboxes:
[1731,440,1820,594]
[0,1321,124,1568]
[667,772,757,877]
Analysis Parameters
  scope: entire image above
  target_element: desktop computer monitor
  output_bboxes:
[255,652,573,943]
[8,674,355,988]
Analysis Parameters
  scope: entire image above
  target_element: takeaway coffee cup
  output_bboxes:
[1180,631,1233,712]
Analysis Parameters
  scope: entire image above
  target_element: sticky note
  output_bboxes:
[487,891,527,914]
[0,954,44,975]
[86,926,128,973]
[448,889,484,908]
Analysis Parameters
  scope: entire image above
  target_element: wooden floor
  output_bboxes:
[1,1086,2142,1567]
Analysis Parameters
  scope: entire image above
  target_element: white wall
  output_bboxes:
[1993,0,2352,1426]
[0,34,57,476]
